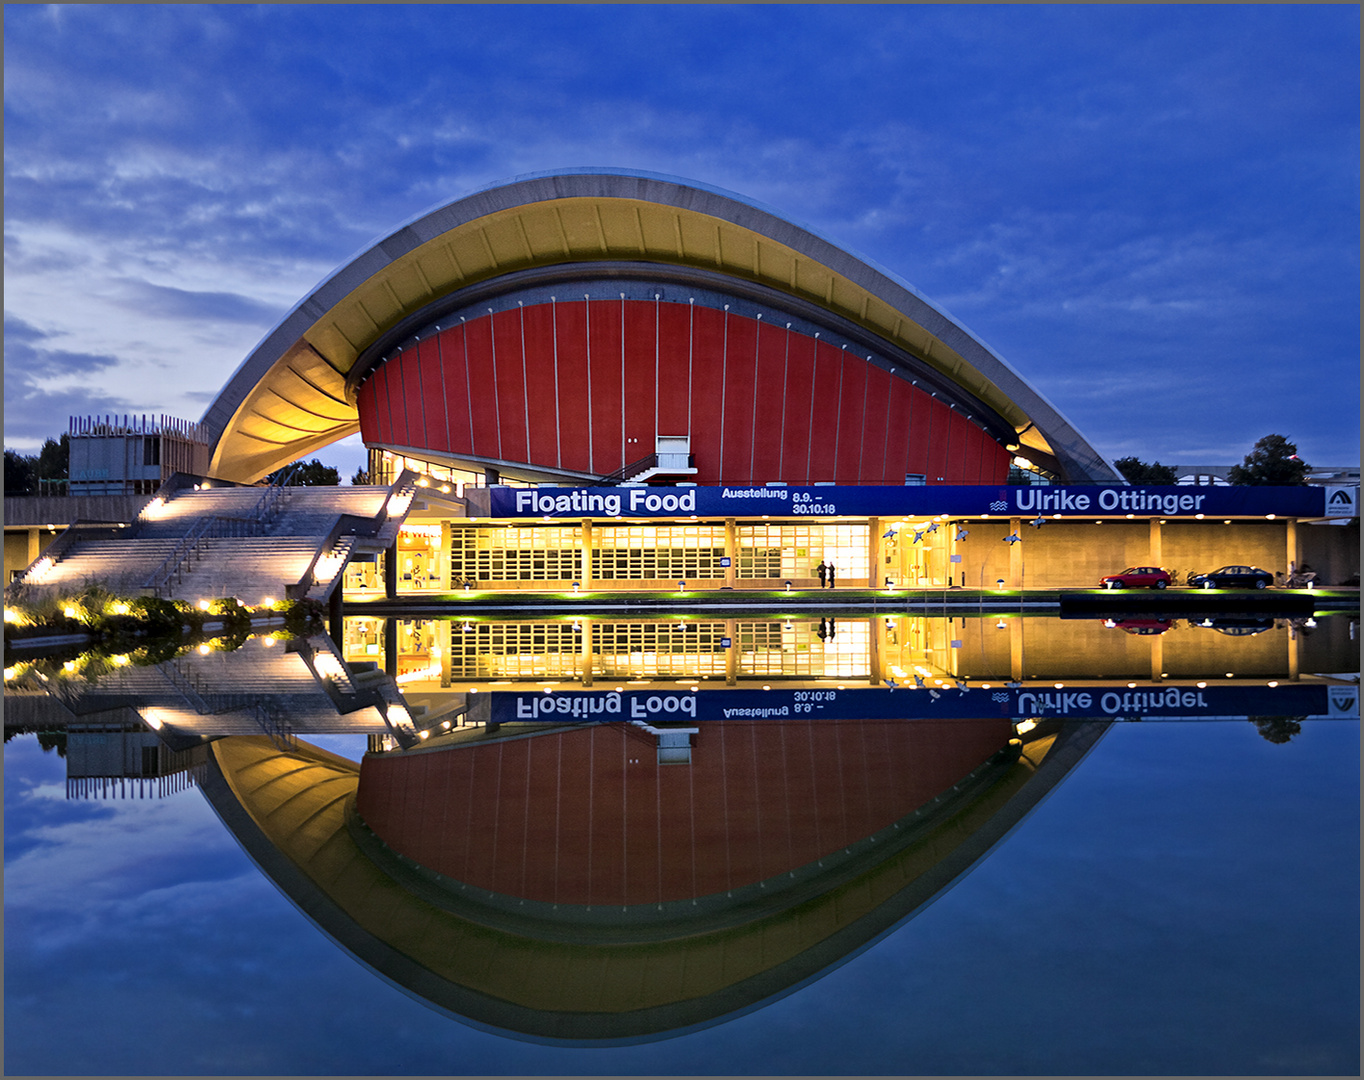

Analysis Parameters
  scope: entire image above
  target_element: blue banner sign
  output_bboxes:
[487,682,1345,724]
[489,484,1327,520]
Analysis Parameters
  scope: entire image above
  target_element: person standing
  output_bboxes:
[816,561,828,588]
[827,562,836,588]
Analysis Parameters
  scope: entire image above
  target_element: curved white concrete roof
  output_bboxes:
[202,169,1120,484]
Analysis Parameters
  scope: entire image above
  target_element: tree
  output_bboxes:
[1113,456,1178,485]
[1251,716,1303,744]
[5,449,36,495]
[350,468,372,485]
[265,459,340,486]
[1227,434,1310,485]
[5,435,69,495]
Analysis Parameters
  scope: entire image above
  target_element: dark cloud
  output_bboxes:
[3,315,128,444]
[112,280,282,325]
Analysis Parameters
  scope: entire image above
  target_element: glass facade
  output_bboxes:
[595,525,726,580]
[452,525,582,583]
[736,522,868,580]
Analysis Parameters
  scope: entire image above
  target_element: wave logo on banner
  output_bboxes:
[1327,686,1359,716]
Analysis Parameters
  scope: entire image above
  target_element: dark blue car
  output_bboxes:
[1187,565,1274,589]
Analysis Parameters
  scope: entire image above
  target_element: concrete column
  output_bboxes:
[948,519,961,588]
[1286,519,1299,577]
[384,542,397,600]
[26,528,41,564]
[580,519,593,590]
[869,614,884,685]
[1149,518,1162,566]
[383,617,397,676]
[1009,518,1023,588]
[327,586,343,643]
[1287,627,1300,681]
[484,467,500,486]
[439,520,452,590]
[438,618,452,688]
[725,618,738,685]
[724,518,737,589]
[869,517,882,588]
[1010,619,1024,681]
[1150,635,1163,683]
[580,618,594,686]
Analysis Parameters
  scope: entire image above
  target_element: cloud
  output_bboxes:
[111,280,283,325]
[3,5,1357,465]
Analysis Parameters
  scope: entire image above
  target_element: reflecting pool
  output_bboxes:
[4,614,1358,1075]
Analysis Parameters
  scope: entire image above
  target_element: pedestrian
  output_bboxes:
[827,562,836,588]
[816,561,828,588]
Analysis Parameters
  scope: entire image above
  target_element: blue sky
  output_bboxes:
[4,4,1359,475]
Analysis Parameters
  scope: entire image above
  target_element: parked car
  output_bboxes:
[1103,617,1174,635]
[1187,565,1274,589]
[1191,615,1276,636]
[1100,566,1171,589]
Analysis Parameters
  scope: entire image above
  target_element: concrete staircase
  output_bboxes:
[10,473,416,605]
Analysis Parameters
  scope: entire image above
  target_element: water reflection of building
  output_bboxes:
[202,715,1106,1043]
[343,613,1359,696]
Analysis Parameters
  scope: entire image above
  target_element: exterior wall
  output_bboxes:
[4,530,51,586]
[955,519,1302,589]
[955,521,1155,589]
[1299,520,1360,586]
[956,617,1313,682]
[357,299,1012,486]
[1162,521,1290,581]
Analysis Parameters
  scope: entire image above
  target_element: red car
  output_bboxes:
[1100,566,1171,590]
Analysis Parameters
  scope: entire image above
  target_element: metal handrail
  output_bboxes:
[599,452,658,485]
[143,514,260,597]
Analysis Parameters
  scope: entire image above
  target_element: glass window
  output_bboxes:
[736,523,869,580]
[595,525,726,580]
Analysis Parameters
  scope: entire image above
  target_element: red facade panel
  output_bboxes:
[960,421,984,483]
[440,325,475,456]
[859,366,892,484]
[884,377,914,485]
[553,300,592,474]
[491,309,529,465]
[463,316,501,460]
[749,321,788,484]
[655,302,693,438]
[688,305,728,481]
[587,299,624,476]
[358,378,379,443]
[944,410,968,483]
[807,340,843,483]
[622,300,658,464]
[358,299,1014,487]
[522,303,560,468]
[779,330,817,484]
[417,338,448,454]
[833,351,867,484]
[719,314,758,484]
[923,397,952,483]
[399,347,426,451]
